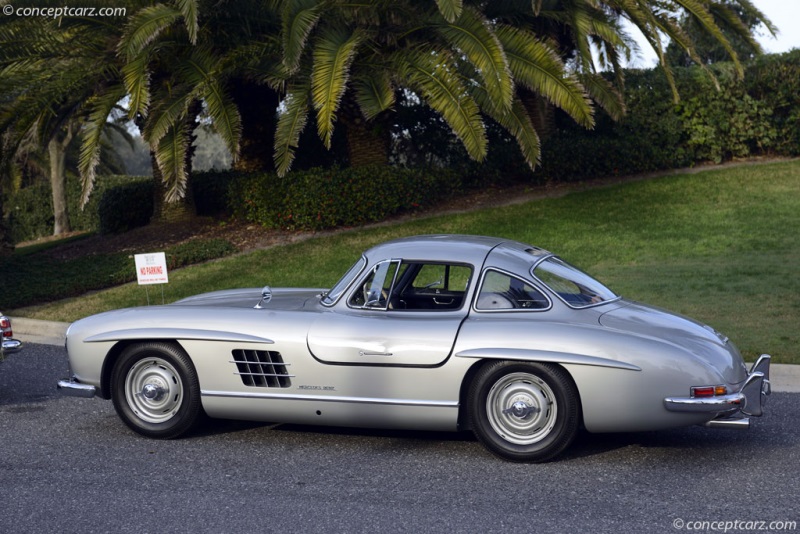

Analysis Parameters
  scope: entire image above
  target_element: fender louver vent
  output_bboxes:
[231,350,293,388]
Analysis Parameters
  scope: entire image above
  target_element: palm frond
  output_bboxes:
[154,122,189,203]
[396,49,487,162]
[311,27,363,148]
[178,47,242,159]
[578,72,625,121]
[472,85,540,170]
[496,25,594,129]
[118,3,182,59]
[79,84,128,207]
[282,0,323,73]
[175,0,199,44]
[143,92,190,147]
[352,71,395,121]
[672,0,741,76]
[274,83,310,176]
[435,0,463,23]
[121,52,151,119]
[438,7,513,112]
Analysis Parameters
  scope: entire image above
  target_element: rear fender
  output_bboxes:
[455,348,641,372]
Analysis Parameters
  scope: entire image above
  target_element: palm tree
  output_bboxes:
[103,0,290,216]
[0,3,124,235]
[273,0,594,176]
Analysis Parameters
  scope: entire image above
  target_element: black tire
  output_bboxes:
[468,361,580,462]
[111,342,203,439]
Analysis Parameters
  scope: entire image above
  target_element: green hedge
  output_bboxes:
[96,179,154,234]
[538,51,800,183]
[221,165,465,231]
[7,175,152,242]
[0,237,235,309]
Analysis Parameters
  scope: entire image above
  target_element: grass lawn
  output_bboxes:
[11,159,800,363]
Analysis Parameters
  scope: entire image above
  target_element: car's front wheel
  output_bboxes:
[468,361,580,462]
[111,342,202,439]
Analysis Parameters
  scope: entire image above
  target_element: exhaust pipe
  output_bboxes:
[704,416,750,430]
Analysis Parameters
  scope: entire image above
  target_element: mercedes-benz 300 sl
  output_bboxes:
[58,235,770,461]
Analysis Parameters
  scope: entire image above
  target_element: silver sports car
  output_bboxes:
[58,235,771,462]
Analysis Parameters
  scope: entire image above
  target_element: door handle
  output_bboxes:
[359,351,393,357]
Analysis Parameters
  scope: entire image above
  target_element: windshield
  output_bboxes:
[322,256,367,306]
[532,257,618,308]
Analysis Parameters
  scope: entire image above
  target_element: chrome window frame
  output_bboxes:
[347,259,474,313]
[346,259,402,311]
[530,255,620,310]
[472,267,552,313]
[321,255,367,307]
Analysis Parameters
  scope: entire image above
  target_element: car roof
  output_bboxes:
[363,234,551,267]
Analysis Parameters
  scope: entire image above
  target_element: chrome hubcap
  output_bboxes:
[486,372,557,445]
[125,358,183,424]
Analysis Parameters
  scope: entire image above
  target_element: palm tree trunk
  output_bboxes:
[0,192,13,256]
[230,80,279,173]
[340,98,389,167]
[520,89,556,141]
[149,101,201,224]
[48,124,75,236]
[149,151,197,224]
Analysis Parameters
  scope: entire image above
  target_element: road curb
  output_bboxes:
[9,316,800,392]
[11,317,69,347]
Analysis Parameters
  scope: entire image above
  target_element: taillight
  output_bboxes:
[691,385,728,398]
[0,316,12,337]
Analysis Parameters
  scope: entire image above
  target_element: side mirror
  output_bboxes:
[255,286,272,309]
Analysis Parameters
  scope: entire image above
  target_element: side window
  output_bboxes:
[411,264,471,292]
[476,270,549,311]
[348,260,401,309]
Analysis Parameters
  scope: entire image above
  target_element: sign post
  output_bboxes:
[134,252,169,304]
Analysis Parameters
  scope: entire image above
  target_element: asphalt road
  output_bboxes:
[1,344,798,534]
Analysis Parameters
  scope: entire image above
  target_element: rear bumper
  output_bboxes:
[2,338,22,354]
[57,377,97,398]
[664,354,771,425]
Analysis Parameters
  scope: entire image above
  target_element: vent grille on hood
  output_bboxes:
[231,349,293,388]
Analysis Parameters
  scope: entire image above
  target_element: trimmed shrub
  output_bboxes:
[744,50,800,156]
[226,165,464,231]
[0,237,236,309]
[97,178,154,234]
[7,175,152,242]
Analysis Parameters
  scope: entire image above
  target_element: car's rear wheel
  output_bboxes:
[468,361,580,462]
[111,342,202,439]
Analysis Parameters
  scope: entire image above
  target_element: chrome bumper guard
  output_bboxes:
[57,377,98,398]
[2,338,22,353]
[664,354,771,427]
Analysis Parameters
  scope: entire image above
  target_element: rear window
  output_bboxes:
[532,257,617,308]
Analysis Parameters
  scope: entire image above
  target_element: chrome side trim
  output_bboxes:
[455,348,641,371]
[201,390,459,408]
[84,328,274,344]
[57,378,97,398]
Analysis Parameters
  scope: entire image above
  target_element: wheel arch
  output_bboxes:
[457,356,586,432]
[99,339,187,399]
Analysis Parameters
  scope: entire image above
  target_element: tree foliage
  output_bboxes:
[0,0,777,225]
